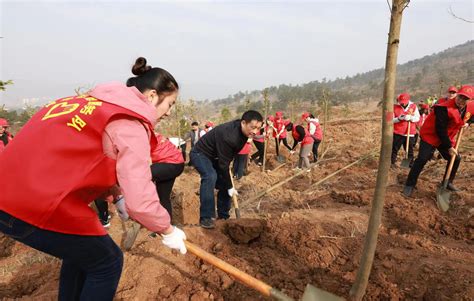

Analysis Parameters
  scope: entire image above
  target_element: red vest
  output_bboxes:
[0,95,157,235]
[0,132,13,153]
[151,134,185,164]
[420,99,473,147]
[292,126,313,146]
[273,118,287,138]
[393,103,417,136]
[417,113,428,130]
[238,142,252,155]
[307,120,323,141]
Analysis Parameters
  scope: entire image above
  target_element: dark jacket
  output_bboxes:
[194,119,247,189]
[184,129,200,147]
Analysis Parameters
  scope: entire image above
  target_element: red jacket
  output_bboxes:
[393,102,418,136]
[292,125,313,146]
[151,134,185,164]
[0,95,157,235]
[420,99,473,147]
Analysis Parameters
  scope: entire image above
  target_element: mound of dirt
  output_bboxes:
[224,219,266,244]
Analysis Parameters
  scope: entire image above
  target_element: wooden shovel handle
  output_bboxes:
[229,169,240,218]
[443,127,464,186]
[184,241,273,296]
[405,121,411,157]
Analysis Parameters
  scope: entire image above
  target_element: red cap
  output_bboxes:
[0,118,9,127]
[275,111,283,118]
[267,115,275,122]
[420,104,430,109]
[301,112,310,120]
[448,86,458,93]
[205,121,214,128]
[457,85,473,100]
[397,93,410,105]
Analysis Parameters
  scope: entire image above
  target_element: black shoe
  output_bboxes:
[200,218,215,229]
[100,218,110,228]
[446,182,460,192]
[403,185,414,197]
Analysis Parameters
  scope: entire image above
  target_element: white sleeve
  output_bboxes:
[411,108,420,123]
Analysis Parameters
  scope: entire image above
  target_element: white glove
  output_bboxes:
[228,187,238,197]
[405,115,412,122]
[398,115,406,121]
[290,150,296,155]
[114,195,129,221]
[161,226,187,254]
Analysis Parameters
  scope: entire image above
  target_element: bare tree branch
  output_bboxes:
[448,5,474,23]
[402,0,410,11]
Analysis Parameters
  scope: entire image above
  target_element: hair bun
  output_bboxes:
[132,57,152,76]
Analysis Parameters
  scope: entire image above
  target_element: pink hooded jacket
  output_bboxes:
[89,82,171,233]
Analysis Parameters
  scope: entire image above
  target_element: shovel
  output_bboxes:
[121,220,343,300]
[229,168,241,218]
[400,121,411,168]
[436,128,464,212]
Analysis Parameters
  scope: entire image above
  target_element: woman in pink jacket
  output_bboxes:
[0,57,187,300]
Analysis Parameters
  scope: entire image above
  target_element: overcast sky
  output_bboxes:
[0,0,472,108]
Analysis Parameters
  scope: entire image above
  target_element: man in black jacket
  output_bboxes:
[190,110,263,229]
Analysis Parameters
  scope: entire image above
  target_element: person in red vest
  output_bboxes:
[0,57,187,300]
[150,133,185,221]
[391,93,420,168]
[289,120,314,171]
[233,138,252,179]
[404,85,474,197]
[302,112,323,162]
[273,111,292,162]
[414,103,430,147]
[436,86,458,105]
[250,127,265,166]
[0,118,13,153]
[200,121,214,137]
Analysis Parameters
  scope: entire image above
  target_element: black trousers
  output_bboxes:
[405,140,461,187]
[150,162,185,218]
[251,140,264,164]
[94,199,109,222]
[233,154,248,179]
[275,137,291,156]
[312,139,321,162]
[180,144,187,162]
[391,134,415,165]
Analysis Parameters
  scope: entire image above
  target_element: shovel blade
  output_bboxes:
[121,221,141,251]
[400,158,411,169]
[436,186,451,212]
[302,284,344,301]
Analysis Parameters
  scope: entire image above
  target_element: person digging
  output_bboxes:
[403,85,474,197]
[190,110,263,229]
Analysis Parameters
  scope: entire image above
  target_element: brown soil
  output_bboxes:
[1,105,473,300]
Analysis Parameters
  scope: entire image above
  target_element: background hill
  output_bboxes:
[206,40,473,118]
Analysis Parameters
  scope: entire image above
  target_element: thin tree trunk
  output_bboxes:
[262,89,269,172]
[350,1,408,300]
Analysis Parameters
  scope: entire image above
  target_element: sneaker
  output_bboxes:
[446,182,460,192]
[199,218,215,229]
[403,185,414,197]
[100,218,111,228]
[257,162,262,166]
